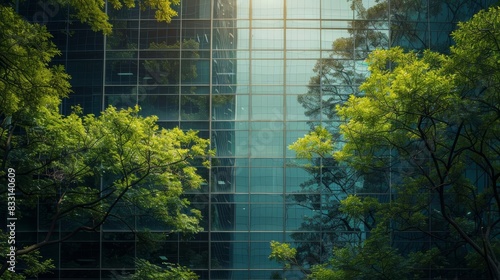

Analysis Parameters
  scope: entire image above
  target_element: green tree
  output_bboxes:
[273,5,500,280]
[0,104,211,278]
[114,258,199,280]
[0,6,70,278]
[0,2,210,279]
[285,127,361,268]
[335,7,500,276]
[0,6,71,125]
[0,230,55,280]
[299,0,492,127]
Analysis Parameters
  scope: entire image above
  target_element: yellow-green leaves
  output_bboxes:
[451,6,500,68]
[142,0,181,24]
[269,241,298,269]
[50,0,180,34]
[339,195,381,221]
[11,105,211,253]
[289,126,334,159]
[449,6,500,129]
[86,106,210,232]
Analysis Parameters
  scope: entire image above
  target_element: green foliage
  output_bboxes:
[1,101,211,277]
[140,0,181,25]
[270,234,446,280]
[15,105,210,234]
[53,0,179,34]
[289,127,334,160]
[0,0,206,277]
[269,241,298,270]
[287,126,362,268]
[335,47,456,167]
[306,234,448,280]
[338,195,365,219]
[2,0,179,35]
[283,4,500,280]
[126,258,198,280]
[0,11,65,276]
[0,231,55,279]
[16,250,55,279]
[0,6,70,119]
[308,266,345,280]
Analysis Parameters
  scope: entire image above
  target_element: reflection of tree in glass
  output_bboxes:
[291,0,496,272]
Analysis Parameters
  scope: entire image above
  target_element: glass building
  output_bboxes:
[12,0,498,279]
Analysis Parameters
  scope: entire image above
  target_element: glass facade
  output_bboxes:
[13,0,498,279]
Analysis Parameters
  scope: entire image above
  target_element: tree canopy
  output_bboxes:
[298,0,493,127]
[272,5,500,280]
[0,6,70,120]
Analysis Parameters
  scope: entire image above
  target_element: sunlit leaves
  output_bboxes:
[332,6,500,279]
[26,0,180,34]
[289,126,334,159]
[451,6,500,79]
[128,258,199,280]
[142,0,181,25]
[449,7,500,178]
[72,106,210,233]
[338,195,364,219]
